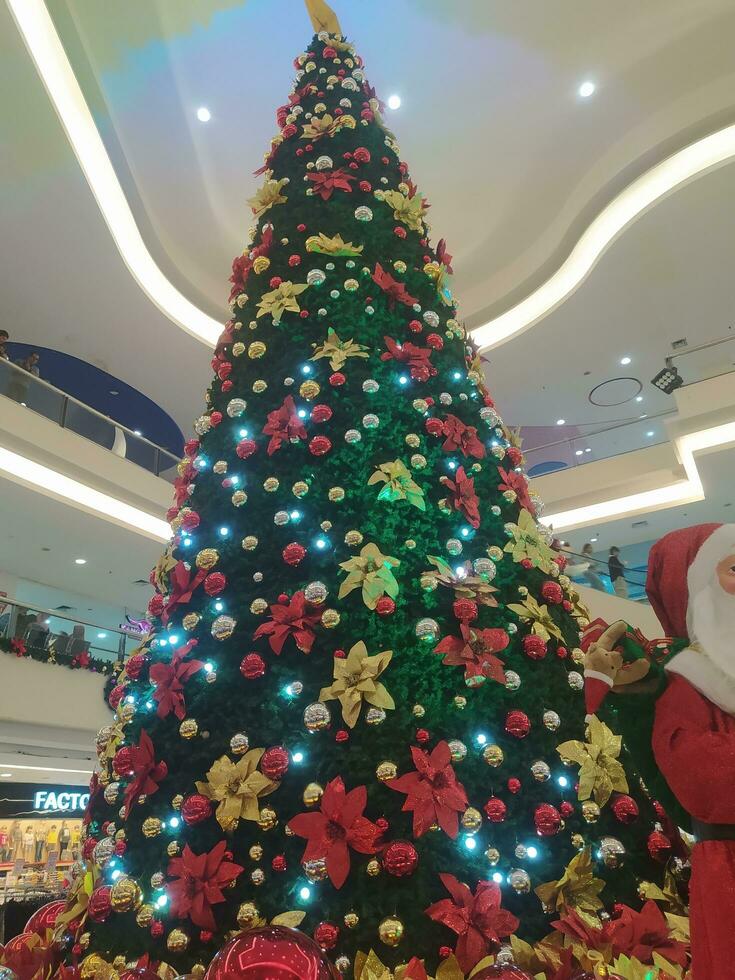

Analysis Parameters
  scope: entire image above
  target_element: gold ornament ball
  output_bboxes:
[410,454,427,470]
[344,530,363,547]
[78,933,91,951]
[571,833,585,850]
[191,967,206,979]
[509,868,531,894]
[483,744,504,767]
[303,782,324,806]
[344,912,359,929]
[412,704,425,718]
[487,546,504,562]
[142,817,162,838]
[582,800,601,824]
[110,876,143,912]
[376,761,397,782]
[112,956,126,971]
[232,490,247,507]
[179,719,198,740]
[248,341,266,359]
[328,486,345,502]
[321,608,340,629]
[253,380,267,394]
[151,871,165,888]
[600,836,626,869]
[378,916,404,947]
[405,433,420,448]
[250,598,268,615]
[80,955,108,979]
[249,844,264,861]
[461,807,483,832]
[167,840,180,857]
[454,695,467,709]
[118,702,135,723]
[320,520,332,532]
[172,794,183,809]
[231,733,250,755]
[292,481,309,497]
[303,701,331,732]
[258,807,278,831]
[232,341,246,357]
[252,256,270,275]
[183,612,200,631]
[167,928,190,954]
[135,905,154,928]
[304,858,328,882]
[263,477,279,492]
[420,573,438,593]
[195,548,219,570]
[412,399,428,413]
[485,846,500,866]
[299,380,320,400]
[237,902,260,929]
[242,535,259,551]
[251,869,265,886]
[366,859,381,877]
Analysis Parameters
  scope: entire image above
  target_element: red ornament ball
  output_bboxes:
[150,921,164,938]
[283,543,307,566]
[329,372,345,387]
[426,333,444,350]
[522,634,547,660]
[505,710,531,738]
[382,840,418,877]
[353,147,371,163]
[556,645,569,659]
[335,729,349,744]
[408,319,422,333]
[534,803,562,836]
[112,746,133,776]
[24,900,65,936]
[261,746,289,780]
[114,840,127,856]
[507,778,521,794]
[612,794,640,824]
[453,598,478,622]
[313,921,339,951]
[272,855,287,872]
[87,886,113,923]
[309,436,331,456]
[394,226,407,239]
[203,925,337,980]
[648,830,672,862]
[236,438,258,460]
[269,276,283,289]
[184,438,199,457]
[204,572,226,596]
[415,728,430,744]
[520,558,533,569]
[504,446,523,467]
[359,180,371,192]
[125,653,147,680]
[209,411,223,427]
[288,255,301,267]
[147,595,164,618]
[425,417,443,437]
[540,581,564,605]
[181,793,213,826]
[181,509,200,530]
[375,596,395,616]
[241,653,266,680]
[560,801,574,818]
[297,223,307,233]
[484,797,507,823]
[221,379,233,393]
[311,404,332,423]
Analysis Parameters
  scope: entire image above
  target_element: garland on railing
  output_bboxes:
[0,636,118,676]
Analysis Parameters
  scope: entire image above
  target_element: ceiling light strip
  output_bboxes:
[6,0,221,347]
[0,446,170,542]
[0,763,93,775]
[472,124,735,351]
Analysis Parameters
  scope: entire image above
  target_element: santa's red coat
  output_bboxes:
[653,672,735,980]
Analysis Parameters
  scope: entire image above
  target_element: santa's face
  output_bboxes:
[716,554,735,595]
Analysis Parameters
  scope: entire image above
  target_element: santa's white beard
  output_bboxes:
[688,582,735,681]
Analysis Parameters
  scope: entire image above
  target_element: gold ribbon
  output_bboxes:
[304,0,342,34]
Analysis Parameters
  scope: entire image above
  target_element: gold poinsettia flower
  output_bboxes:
[338,542,400,610]
[256,280,309,324]
[611,953,686,980]
[504,508,556,572]
[424,556,499,606]
[247,178,288,218]
[300,112,355,140]
[151,546,178,595]
[381,189,426,232]
[368,460,425,511]
[507,594,564,642]
[535,848,605,914]
[557,716,629,806]
[55,865,98,931]
[509,934,566,977]
[311,328,369,370]
[319,641,394,728]
[639,867,688,916]
[353,950,464,980]
[196,750,277,831]
[306,233,363,256]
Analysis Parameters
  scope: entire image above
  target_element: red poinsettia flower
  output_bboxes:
[552,908,609,953]
[73,650,90,668]
[288,777,380,889]
[253,591,321,655]
[361,81,386,114]
[372,263,418,308]
[497,466,534,514]
[123,730,167,811]
[149,640,204,720]
[228,225,273,299]
[606,901,688,967]
[167,840,243,931]
[262,395,307,456]
[162,562,207,625]
[425,873,519,973]
[381,336,434,381]
[305,167,356,201]
[441,466,480,527]
[434,624,509,684]
[172,460,197,509]
[2,933,47,980]
[441,415,485,459]
[388,741,468,838]
[436,238,453,274]
[10,637,26,656]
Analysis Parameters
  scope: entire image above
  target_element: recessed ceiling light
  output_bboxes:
[387,94,401,110]
[639,413,648,419]
[646,430,655,437]
[134,430,142,436]
[556,419,566,426]
[584,447,592,453]
[578,80,596,99]
[97,631,107,639]
[74,558,87,565]
[196,106,211,122]
[109,389,119,396]
[0,773,12,778]
[635,395,643,402]
[620,356,631,365]
[575,450,583,456]
[590,536,598,542]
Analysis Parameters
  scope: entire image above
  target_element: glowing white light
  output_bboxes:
[298,409,307,418]
[74,557,86,564]
[183,537,192,547]
[463,836,477,851]
[527,846,539,858]
[290,511,301,521]
[315,538,327,550]
[219,526,229,537]
[214,601,224,612]
[169,816,180,828]
[646,431,655,438]
[134,429,143,436]
[620,356,631,365]
[168,635,179,645]
[399,375,408,385]
[126,695,135,704]
[575,450,584,456]
[156,894,168,908]
[204,662,214,673]
[453,371,462,380]
[492,872,503,883]
[635,395,643,402]
[299,886,311,900]
[475,733,488,746]
[196,106,211,122]
[578,80,596,98]
[239,428,248,438]
[292,751,305,763]
[110,869,122,880]
[387,94,401,110]
[301,364,312,375]
[97,632,107,639]
[556,419,566,426]
[557,776,569,788]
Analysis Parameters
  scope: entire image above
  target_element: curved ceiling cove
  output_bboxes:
[7,0,735,355]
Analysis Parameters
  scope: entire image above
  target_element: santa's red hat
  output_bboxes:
[646,523,722,636]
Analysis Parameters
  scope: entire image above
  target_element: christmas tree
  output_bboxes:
[52,16,689,980]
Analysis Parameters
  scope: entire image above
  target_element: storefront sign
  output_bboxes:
[33,790,89,813]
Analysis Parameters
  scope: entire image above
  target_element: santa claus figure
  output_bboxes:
[583,523,735,979]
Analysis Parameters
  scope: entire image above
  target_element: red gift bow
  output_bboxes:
[434,624,508,685]
[262,395,307,456]
[372,263,418,308]
[388,741,468,839]
[123,729,167,811]
[305,167,356,201]
[167,840,243,931]
[253,591,321,655]
[441,414,486,459]
[441,466,480,528]
[149,640,204,720]
[161,562,207,626]
[288,777,379,889]
[425,873,519,973]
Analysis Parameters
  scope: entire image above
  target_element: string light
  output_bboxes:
[452,371,462,380]
[398,375,408,385]
[290,510,301,521]
[204,662,214,673]
[110,869,122,880]
[475,733,488,746]
[301,364,312,375]
[214,600,224,612]
[292,751,305,763]
[463,836,477,851]
[219,526,230,537]
[526,846,538,859]
[557,775,569,788]
[168,634,179,645]
[492,872,503,884]
[315,537,328,550]
[239,428,249,438]
[156,894,168,908]
[447,460,457,471]
[299,886,311,901]
[182,537,192,547]
[297,409,307,418]
[168,816,180,829]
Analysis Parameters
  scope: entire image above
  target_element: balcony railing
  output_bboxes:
[0,359,180,482]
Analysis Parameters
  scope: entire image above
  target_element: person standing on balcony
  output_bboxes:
[608,545,629,598]
[8,350,40,403]
[581,543,606,591]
